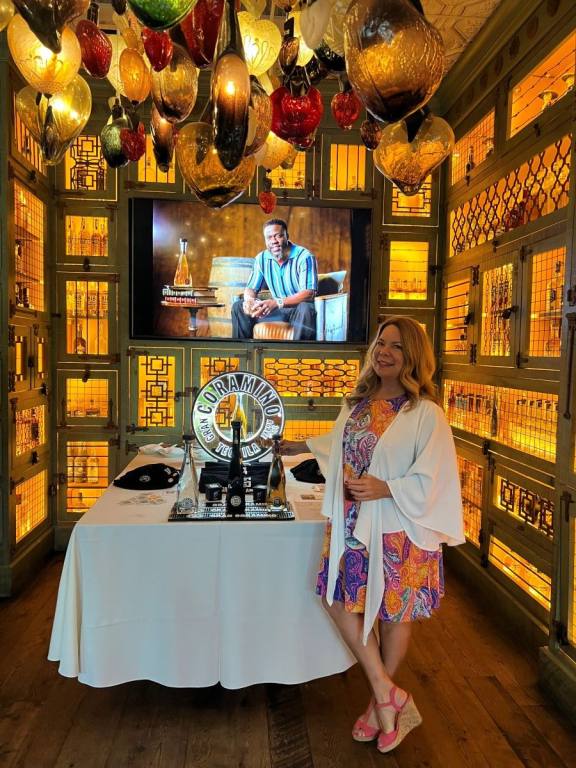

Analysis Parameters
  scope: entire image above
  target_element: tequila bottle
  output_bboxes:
[266,434,287,509]
[174,238,191,287]
[176,434,199,511]
[226,421,245,516]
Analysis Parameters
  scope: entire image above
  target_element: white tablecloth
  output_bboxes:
[48,454,354,688]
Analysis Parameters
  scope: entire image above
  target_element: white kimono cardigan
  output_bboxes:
[307,397,465,644]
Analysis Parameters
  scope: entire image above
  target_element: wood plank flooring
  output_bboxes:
[0,554,574,768]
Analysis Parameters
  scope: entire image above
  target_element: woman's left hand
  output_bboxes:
[345,473,391,501]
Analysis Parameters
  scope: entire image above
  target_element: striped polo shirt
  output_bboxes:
[246,244,318,299]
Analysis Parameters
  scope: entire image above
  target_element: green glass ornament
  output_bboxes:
[126,0,197,31]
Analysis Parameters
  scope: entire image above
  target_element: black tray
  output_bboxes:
[168,500,294,522]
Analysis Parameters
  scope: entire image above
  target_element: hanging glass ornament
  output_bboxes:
[304,54,329,86]
[119,47,151,103]
[151,43,197,122]
[120,121,146,160]
[360,113,383,150]
[331,78,361,130]
[40,103,61,161]
[8,15,81,94]
[77,3,113,78]
[344,0,445,123]
[151,105,174,172]
[242,0,264,15]
[280,144,297,169]
[39,74,92,138]
[254,130,292,170]
[178,0,223,68]
[290,130,316,151]
[106,34,127,93]
[373,112,454,194]
[142,27,173,70]
[313,39,345,72]
[287,11,314,66]
[238,11,281,78]
[15,87,42,143]
[270,85,323,143]
[322,0,349,56]
[176,121,256,208]
[211,0,251,171]
[100,99,132,168]
[126,0,196,30]
[299,0,333,50]
[245,75,271,157]
[0,0,15,31]
[112,0,126,12]
[278,18,299,78]
[13,0,88,53]
[114,7,143,50]
[258,176,277,214]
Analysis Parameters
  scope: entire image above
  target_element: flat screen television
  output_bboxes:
[130,198,371,344]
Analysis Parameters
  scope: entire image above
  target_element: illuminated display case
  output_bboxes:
[320,132,373,201]
[56,133,116,201]
[128,347,186,440]
[56,203,117,266]
[57,369,118,428]
[264,148,311,200]
[380,232,436,307]
[11,398,48,467]
[57,274,119,361]
[11,180,46,314]
[11,468,49,547]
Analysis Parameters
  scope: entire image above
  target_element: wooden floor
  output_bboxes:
[0,555,575,768]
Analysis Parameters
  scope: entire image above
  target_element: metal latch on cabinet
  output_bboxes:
[126,423,149,434]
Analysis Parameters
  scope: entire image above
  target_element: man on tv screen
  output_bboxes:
[231,219,318,340]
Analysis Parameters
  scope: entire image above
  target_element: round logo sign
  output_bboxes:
[192,371,285,463]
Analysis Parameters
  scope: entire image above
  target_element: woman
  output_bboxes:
[304,317,464,753]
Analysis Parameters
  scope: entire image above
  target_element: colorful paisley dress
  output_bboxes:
[316,396,444,622]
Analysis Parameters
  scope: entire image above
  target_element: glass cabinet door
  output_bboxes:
[57,274,119,361]
[128,346,186,439]
[476,251,520,367]
[441,265,477,363]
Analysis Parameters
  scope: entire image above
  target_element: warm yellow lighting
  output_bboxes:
[8,15,81,95]
[255,130,293,170]
[225,80,236,96]
[287,11,314,66]
[238,11,282,77]
[119,47,151,103]
[0,0,14,31]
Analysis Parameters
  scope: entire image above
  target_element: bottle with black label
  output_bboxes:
[226,420,245,516]
[176,434,199,511]
[266,433,287,510]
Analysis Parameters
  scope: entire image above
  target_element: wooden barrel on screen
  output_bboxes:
[207,257,255,338]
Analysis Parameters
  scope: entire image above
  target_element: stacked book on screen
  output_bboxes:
[162,286,218,305]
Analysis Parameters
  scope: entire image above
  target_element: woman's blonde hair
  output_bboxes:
[347,316,439,408]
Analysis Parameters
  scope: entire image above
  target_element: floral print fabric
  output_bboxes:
[316,397,444,622]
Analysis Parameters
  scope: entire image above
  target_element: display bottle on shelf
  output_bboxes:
[79,218,90,257]
[174,237,191,287]
[226,420,245,516]
[176,434,199,510]
[490,395,499,438]
[66,218,74,255]
[74,443,88,483]
[74,322,87,355]
[231,394,248,438]
[91,219,102,257]
[266,434,287,509]
[87,449,99,485]
[100,223,108,258]
[15,239,23,275]
[30,408,40,446]
[547,261,563,313]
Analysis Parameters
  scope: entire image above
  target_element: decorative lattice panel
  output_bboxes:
[14,181,45,311]
[65,280,109,356]
[137,355,176,427]
[495,475,554,539]
[329,144,366,192]
[64,135,107,192]
[489,536,551,610]
[451,110,495,186]
[444,277,470,354]
[262,358,360,398]
[388,241,429,301]
[66,441,109,514]
[444,380,558,462]
[15,471,47,543]
[269,151,306,191]
[66,216,108,258]
[481,262,514,357]
[283,419,335,441]
[137,135,176,184]
[391,176,432,217]
[66,378,109,418]
[450,135,571,256]
[529,247,565,357]
[457,455,483,547]
[13,93,45,175]
[510,31,576,138]
[15,405,46,456]
[199,356,241,386]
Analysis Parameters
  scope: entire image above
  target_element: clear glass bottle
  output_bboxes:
[226,421,245,516]
[174,237,191,287]
[266,433,287,509]
[231,394,248,438]
[176,434,200,511]
[87,448,99,485]
[74,322,87,355]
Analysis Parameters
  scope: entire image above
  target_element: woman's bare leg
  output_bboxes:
[323,599,406,732]
[379,621,412,677]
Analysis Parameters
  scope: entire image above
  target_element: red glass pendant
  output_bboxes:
[179,0,224,68]
[331,83,361,130]
[120,121,146,161]
[142,28,173,71]
[76,18,112,78]
[270,85,323,143]
[258,177,277,214]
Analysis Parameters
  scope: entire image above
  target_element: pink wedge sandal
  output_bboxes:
[375,686,422,754]
[352,698,380,742]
